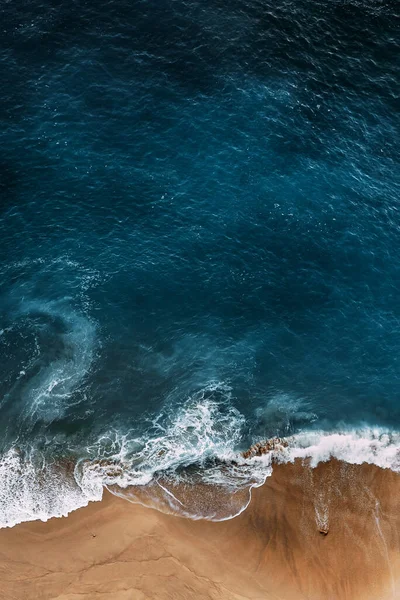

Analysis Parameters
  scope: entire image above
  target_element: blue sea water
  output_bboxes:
[0,0,399,525]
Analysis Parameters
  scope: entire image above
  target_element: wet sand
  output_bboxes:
[0,458,399,600]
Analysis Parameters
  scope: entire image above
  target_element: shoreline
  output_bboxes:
[0,458,399,599]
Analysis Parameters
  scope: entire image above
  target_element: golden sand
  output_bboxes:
[0,459,399,600]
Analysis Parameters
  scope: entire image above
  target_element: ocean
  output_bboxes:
[0,0,399,527]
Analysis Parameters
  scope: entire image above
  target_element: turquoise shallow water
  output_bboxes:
[0,0,399,526]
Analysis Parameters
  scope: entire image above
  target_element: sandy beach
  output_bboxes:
[0,458,399,600]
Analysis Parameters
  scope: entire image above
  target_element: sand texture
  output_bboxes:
[0,459,399,600]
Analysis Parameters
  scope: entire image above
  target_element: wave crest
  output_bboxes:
[1,385,400,527]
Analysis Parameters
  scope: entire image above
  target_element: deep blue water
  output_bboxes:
[0,0,399,525]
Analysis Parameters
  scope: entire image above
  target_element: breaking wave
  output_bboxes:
[0,447,102,529]
[1,383,400,528]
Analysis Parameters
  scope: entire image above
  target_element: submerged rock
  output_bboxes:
[242,437,289,460]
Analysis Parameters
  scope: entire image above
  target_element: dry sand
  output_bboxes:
[0,459,399,600]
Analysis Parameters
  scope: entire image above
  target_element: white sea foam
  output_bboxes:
[0,448,103,529]
[1,390,400,528]
[287,428,400,471]
[247,428,400,481]
[77,394,400,519]
[76,382,246,489]
[0,383,245,527]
